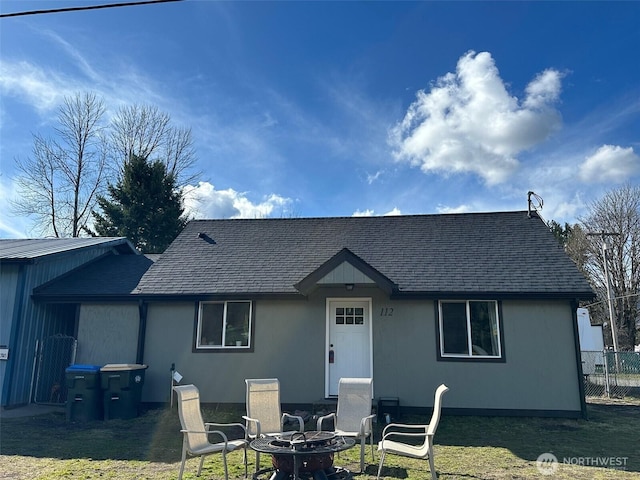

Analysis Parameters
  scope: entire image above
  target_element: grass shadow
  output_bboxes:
[0,405,241,463]
[365,464,407,478]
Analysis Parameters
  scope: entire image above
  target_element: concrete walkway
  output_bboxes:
[0,403,65,419]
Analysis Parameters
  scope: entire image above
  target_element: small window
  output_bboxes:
[439,300,501,358]
[335,306,364,326]
[196,301,252,349]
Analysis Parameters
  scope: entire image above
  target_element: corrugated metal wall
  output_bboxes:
[0,263,21,404]
[1,245,117,407]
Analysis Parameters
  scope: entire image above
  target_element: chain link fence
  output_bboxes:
[33,335,77,405]
[582,350,640,399]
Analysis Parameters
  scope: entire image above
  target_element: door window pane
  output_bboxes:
[335,305,365,326]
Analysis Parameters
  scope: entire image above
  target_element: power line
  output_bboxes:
[0,0,184,18]
[582,292,640,309]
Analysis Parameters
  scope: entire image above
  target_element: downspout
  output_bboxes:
[571,299,588,419]
[136,300,147,365]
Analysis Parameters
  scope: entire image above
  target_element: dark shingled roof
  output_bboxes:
[34,254,155,300]
[134,211,594,299]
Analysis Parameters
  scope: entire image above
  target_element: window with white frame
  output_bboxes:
[438,300,501,358]
[196,301,252,349]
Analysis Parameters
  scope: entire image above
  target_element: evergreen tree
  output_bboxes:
[547,220,573,247]
[93,154,188,253]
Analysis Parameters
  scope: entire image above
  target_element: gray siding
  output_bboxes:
[318,261,375,285]
[141,299,328,404]
[138,289,581,414]
[76,304,140,366]
[372,298,581,412]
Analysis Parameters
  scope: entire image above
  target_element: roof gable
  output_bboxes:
[295,248,397,295]
[33,254,154,300]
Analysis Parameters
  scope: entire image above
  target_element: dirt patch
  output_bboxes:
[587,396,640,407]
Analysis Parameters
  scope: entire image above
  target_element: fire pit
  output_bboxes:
[250,431,355,480]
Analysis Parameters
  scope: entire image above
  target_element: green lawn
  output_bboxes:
[1,400,638,479]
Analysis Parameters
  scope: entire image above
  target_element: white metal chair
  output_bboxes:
[376,384,449,480]
[174,384,247,480]
[317,377,375,472]
[243,378,304,472]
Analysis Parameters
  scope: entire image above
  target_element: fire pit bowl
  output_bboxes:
[271,432,337,472]
[250,431,355,480]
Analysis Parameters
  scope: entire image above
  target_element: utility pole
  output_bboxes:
[587,231,621,369]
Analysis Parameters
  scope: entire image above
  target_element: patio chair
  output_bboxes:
[376,384,449,480]
[243,378,305,472]
[316,377,375,472]
[174,384,248,480]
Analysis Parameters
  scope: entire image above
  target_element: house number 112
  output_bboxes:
[380,307,394,317]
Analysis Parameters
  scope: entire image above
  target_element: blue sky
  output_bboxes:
[1,0,639,238]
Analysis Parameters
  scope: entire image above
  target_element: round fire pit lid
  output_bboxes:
[271,431,336,448]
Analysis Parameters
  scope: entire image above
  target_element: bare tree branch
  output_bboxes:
[578,184,640,350]
[11,92,107,237]
[11,93,200,237]
[109,104,199,187]
[110,104,169,165]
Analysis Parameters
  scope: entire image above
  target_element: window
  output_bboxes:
[196,301,252,349]
[335,306,364,325]
[438,300,501,358]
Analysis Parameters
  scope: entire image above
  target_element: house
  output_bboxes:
[33,211,595,417]
[0,238,138,409]
[577,307,605,375]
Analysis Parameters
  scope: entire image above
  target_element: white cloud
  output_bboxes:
[366,170,383,184]
[0,47,167,122]
[182,182,293,219]
[0,176,30,238]
[579,145,639,183]
[390,51,563,185]
[0,60,70,113]
[352,207,402,217]
[385,207,402,216]
[436,204,471,214]
[352,209,375,217]
[41,29,102,83]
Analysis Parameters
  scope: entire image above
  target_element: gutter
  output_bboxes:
[136,300,148,365]
[571,299,588,419]
[391,291,597,301]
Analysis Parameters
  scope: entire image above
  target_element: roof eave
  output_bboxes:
[391,290,597,301]
[32,293,140,303]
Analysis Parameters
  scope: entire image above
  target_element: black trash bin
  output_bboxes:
[377,396,400,423]
[65,364,103,422]
[100,364,148,420]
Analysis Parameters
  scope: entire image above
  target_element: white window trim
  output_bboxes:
[196,300,252,349]
[438,300,502,359]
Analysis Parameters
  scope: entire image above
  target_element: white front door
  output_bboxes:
[326,298,372,397]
